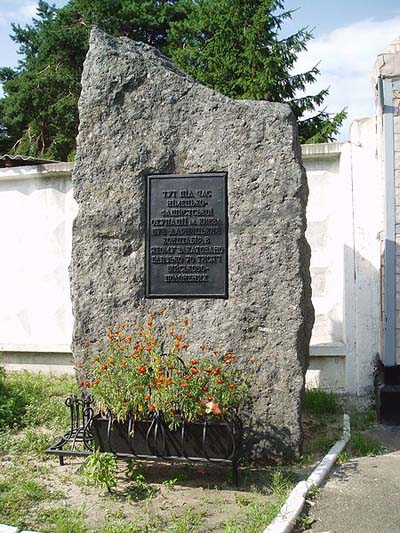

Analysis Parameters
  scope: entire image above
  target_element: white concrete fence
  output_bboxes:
[0,117,382,396]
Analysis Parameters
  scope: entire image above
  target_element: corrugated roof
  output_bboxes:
[0,154,61,168]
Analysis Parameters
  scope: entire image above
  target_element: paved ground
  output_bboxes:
[309,426,400,533]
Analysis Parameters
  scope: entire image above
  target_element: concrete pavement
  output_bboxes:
[309,427,400,533]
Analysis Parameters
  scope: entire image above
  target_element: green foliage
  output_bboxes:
[0,0,192,159]
[304,388,342,415]
[0,0,345,160]
[0,462,51,527]
[0,367,76,431]
[348,407,376,431]
[126,462,158,499]
[167,507,205,533]
[37,508,86,533]
[224,496,285,533]
[167,0,346,143]
[348,432,385,457]
[83,450,118,491]
[269,469,295,497]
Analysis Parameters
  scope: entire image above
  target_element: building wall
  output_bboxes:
[0,137,382,396]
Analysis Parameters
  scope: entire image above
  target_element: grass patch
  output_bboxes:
[0,368,77,432]
[348,432,385,457]
[224,496,286,533]
[37,507,86,533]
[304,388,342,415]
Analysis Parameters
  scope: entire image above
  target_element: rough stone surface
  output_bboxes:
[71,28,314,460]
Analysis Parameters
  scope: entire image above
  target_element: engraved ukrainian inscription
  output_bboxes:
[146,173,228,297]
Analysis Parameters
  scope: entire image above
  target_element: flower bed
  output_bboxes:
[49,311,252,483]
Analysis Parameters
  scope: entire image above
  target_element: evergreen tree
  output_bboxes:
[0,0,345,160]
[167,0,346,143]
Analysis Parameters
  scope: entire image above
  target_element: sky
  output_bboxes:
[0,0,400,140]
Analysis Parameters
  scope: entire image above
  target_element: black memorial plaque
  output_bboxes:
[145,173,228,298]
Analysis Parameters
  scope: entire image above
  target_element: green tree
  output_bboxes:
[0,0,192,159]
[0,0,345,160]
[166,0,346,143]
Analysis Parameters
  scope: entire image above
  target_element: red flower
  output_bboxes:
[144,395,150,401]
[202,386,209,392]
[149,404,156,412]
[212,368,220,376]
[191,359,199,365]
[121,359,127,368]
[138,365,146,374]
[190,368,199,375]
[250,357,255,363]
[166,377,172,386]
[229,383,235,389]
[217,378,223,384]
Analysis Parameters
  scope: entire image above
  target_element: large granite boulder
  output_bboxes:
[71,28,314,460]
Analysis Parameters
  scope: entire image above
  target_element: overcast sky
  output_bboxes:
[1,0,400,139]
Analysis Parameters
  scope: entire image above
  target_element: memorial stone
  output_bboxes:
[71,28,314,459]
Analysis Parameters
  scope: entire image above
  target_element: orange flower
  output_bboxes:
[212,368,221,376]
[149,404,156,412]
[249,357,255,363]
[149,313,156,319]
[191,359,199,365]
[146,321,153,328]
[145,347,151,353]
[229,383,235,389]
[94,379,100,385]
[108,357,115,365]
[212,349,220,355]
[204,367,212,373]
[167,365,174,370]
[138,365,146,374]
[84,381,91,388]
[199,344,206,350]
[176,335,183,341]
[182,343,189,349]
[121,359,127,368]
[78,379,84,387]
[217,378,223,384]
[166,377,172,386]
[190,368,199,375]
[101,363,108,371]
[93,356,100,362]
[144,394,150,401]
[181,381,189,388]
[156,377,164,386]
[133,343,139,349]
[182,317,189,325]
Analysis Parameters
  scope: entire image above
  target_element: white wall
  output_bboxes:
[0,145,383,395]
[304,118,382,395]
[0,163,76,372]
